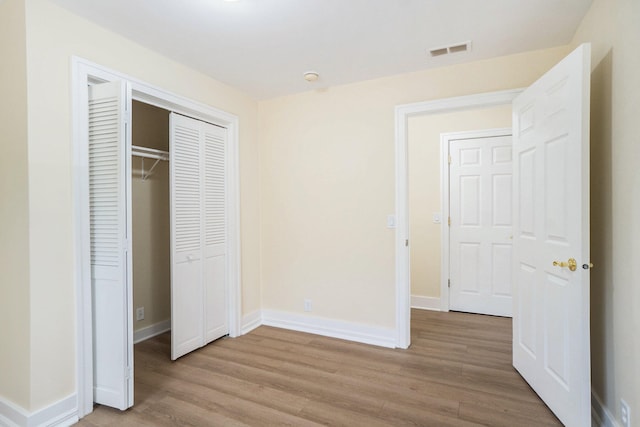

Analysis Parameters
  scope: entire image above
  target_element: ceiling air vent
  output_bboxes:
[429,41,472,58]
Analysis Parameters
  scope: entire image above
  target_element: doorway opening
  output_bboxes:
[394,89,522,348]
[131,101,171,345]
[407,107,512,317]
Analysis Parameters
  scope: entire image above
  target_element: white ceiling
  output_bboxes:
[50,0,593,99]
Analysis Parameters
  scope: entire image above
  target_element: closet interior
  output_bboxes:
[131,100,171,351]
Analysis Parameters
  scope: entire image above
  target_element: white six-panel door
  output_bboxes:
[512,43,591,427]
[449,133,513,317]
[88,81,133,410]
[170,113,228,360]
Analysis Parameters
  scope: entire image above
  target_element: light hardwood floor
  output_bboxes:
[77,309,561,426]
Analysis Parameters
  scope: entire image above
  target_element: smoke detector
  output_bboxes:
[303,71,319,82]
[429,41,472,58]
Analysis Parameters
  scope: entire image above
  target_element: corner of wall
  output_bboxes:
[0,0,31,413]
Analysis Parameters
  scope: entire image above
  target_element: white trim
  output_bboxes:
[410,295,441,311]
[0,394,78,427]
[72,56,242,418]
[0,397,26,427]
[439,128,512,313]
[262,310,396,348]
[591,390,619,427]
[241,310,262,335]
[133,319,171,344]
[394,89,522,349]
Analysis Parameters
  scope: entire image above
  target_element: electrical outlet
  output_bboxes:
[303,299,312,312]
[136,307,145,321]
[621,399,631,427]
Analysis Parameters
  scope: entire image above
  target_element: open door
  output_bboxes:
[88,80,134,410]
[512,43,591,426]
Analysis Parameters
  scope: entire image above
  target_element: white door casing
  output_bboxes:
[74,57,242,418]
[395,89,523,349]
[448,132,513,317]
[88,80,133,410]
[512,43,591,427]
[170,113,229,360]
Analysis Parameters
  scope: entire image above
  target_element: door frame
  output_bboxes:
[439,128,513,312]
[72,56,242,417]
[394,89,522,348]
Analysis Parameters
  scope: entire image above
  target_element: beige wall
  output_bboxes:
[258,46,568,328]
[13,0,635,418]
[570,0,640,422]
[21,0,261,411]
[408,106,512,299]
[131,101,171,333]
[0,0,31,410]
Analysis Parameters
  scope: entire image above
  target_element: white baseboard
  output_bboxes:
[411,295,441,311]
[261,309,396,348]
[592,390,619,427]
[0,394,77,427]
[0,396,26,427]
[133,319,171,344]
[241,310,262,335]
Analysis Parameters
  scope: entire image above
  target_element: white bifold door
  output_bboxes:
[512,43,591,427]
[88,81,133,410]
[170,113,229,360]
[449,133,513,317]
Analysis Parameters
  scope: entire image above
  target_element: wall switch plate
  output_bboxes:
[432,212,442,224]
[386,215,396,229]
[621,399,631,427]
[136,307,145,321]
[304,299,312,312]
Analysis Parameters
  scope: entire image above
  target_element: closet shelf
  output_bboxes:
[132,145,169,180]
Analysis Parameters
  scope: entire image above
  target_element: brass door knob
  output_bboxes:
[553,258,577,271]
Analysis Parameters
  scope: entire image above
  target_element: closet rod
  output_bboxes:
[132,145,169,180]
[132,145,169,161]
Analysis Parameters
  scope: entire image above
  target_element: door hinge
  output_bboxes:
[448,279,450,288]
[448,217,451,226]
[448,155,452,164]
[125,366,132,380]
[405,239,409,247]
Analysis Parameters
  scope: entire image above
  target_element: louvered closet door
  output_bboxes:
[170,113,229,360]
[88,81,133,410]
[203,123,228,343]
[170,113,205,360]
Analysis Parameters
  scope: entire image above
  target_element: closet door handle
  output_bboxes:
[186,255,194,263]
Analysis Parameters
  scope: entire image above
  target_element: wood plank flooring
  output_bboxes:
[77,309,561,426]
